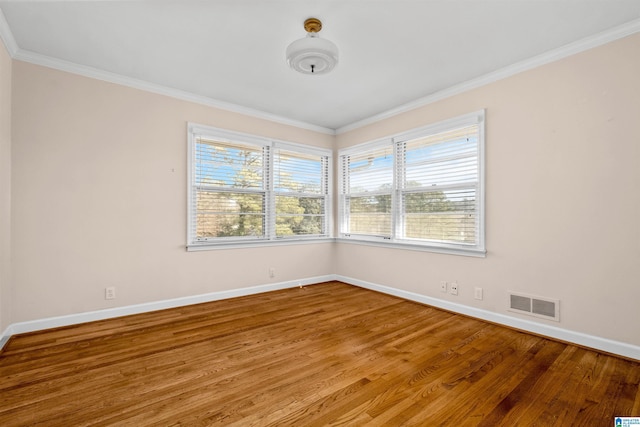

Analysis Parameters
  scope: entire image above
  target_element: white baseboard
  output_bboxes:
[0,275,334,350]
[2,274,639,361]
[0,327,12,349]
[335,275,640,361]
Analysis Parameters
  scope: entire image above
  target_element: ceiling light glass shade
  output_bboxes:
[286,33,339,75]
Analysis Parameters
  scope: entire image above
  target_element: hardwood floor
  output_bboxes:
[1,281,639,426]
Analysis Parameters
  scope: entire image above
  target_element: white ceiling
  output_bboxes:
[1,1,639,132]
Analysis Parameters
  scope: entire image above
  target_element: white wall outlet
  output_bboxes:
[450,282,458,296]
[105,286,116,300]
[269,267,275,278]
[474,287,483,300]
[440,281,448,293]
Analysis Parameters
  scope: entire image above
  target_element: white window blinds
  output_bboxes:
[273,147,330,238]
[340,143,394,238]
[188,124,332,248]
[399,125,479,245]
[338,111,485,255]
[191,137,269,241]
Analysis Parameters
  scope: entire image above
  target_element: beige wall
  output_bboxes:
[0,39,11,333]
[336,33,640,346]
[10,61,334,322]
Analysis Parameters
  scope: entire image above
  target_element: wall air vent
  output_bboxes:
[508,291,560,322]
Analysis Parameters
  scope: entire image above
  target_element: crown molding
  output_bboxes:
[336,17,640,135]
[11,49,335,135]
[1,8,335,137]
[2,6,639,137]
[0,8,18,56]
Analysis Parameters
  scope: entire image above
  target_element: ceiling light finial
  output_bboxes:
[286,17,339,75]
[303,18,322,33]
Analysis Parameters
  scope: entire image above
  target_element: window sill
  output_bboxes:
[336,237,486,258]
[186,237,336,252]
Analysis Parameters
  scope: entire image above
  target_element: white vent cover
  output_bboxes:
[508,291,560,321]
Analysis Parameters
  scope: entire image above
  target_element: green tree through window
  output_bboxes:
[189,124,331,246]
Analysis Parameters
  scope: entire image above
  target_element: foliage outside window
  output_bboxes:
[338,111,485,255]
[188,124,331,248]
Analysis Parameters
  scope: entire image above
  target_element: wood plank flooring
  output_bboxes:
[1,281,639,426]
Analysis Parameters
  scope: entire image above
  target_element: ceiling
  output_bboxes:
[1,1,639,132]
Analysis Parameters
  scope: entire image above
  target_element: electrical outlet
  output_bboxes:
[105,286,116,300]
[474,287,483,300]
[269,267,275,278]
[440,281,448,293]
[450,282,458,296]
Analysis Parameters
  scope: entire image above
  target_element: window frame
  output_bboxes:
[338,138,396,240]
[338,111,486,257]
[187,123,333,250]
[272,144,331,241]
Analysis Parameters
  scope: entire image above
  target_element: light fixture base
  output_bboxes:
[286,17,339,75]
[303,18,322,33]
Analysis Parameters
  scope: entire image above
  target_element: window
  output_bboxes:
[340,142,394,238]
[274,147,330,238]
[339,111,485,255]
[188,124,331,249]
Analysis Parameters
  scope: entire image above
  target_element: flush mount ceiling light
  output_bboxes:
[286,18,339,75]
